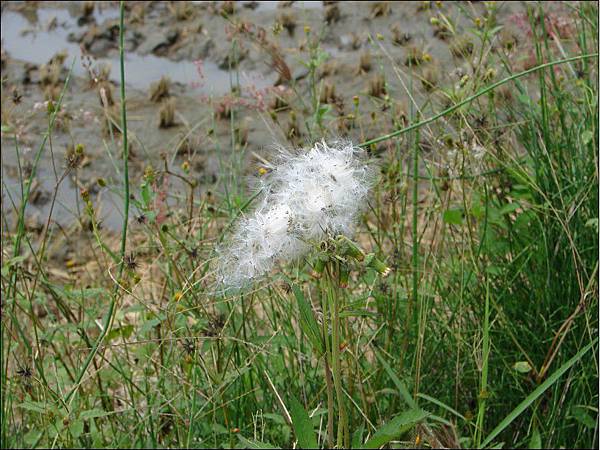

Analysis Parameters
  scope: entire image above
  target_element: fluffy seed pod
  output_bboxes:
[216,140,375,290]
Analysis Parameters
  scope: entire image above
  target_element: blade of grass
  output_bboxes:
[481,337,598,448]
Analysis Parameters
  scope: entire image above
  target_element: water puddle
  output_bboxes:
[237,1,324,12]
[1,6,275,95]
[1,165,125,232]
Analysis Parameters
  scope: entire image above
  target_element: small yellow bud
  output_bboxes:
[144,165,155,182]
[173,291,183,302]
[258,167,268,176]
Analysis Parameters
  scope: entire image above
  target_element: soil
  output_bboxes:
[1,0,566,234]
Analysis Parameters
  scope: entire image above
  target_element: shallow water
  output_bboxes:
[1,6,275,95]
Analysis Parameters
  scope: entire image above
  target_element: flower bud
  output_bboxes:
[311,255,327,279]
[365,253,391,277]
[339,264,350,288]
[336,235,365,261]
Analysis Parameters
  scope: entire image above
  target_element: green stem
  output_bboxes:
[475,280,491,447]
[64,0,129,406]
[321,279,335,448]
[328,267,349,448]
[411,126,421,399]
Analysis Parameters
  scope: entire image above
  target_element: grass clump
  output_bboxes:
[1,2,597,449]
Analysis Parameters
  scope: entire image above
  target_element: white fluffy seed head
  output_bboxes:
[216,139,375,291]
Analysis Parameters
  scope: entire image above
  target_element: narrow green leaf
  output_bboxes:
[292,284,324,356]
[481,338,598,447]
[375,350,417,409]
[80,409,111,419]
[340,310,377,318]
[352,423,365,449]
[417,393,466,421]
[528,428,541,449]
[17,401,48,414]
[363,409,429,449]
[289,395,318,449]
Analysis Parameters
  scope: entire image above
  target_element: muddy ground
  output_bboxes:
[1,1,567,238]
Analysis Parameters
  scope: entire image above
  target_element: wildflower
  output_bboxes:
[216,140,374,290]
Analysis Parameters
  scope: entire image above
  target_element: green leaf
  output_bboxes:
[443,208,463,225]
[374,350,416,409]
[289,395,318,449]
[481,338,598,447]
[106,324,134,342]
[352,424,365,449]
[582,130,593,146]
[363,409,429,449]
[140,182,153,207]
[498,202,521,215]
[292,284,324,356]
[513,361,533,373]
[70,419,84,439]
[340,309,377,318]
[571,406,596,429]
[17,400,48,414]
[80,409,111,419]
[237,435,279,449]
[23,429,44,446]
[1,124,14,133]
[528,428,541,449]
[417,393,466,421]
[263,413,287,425]
[585,218,598,232]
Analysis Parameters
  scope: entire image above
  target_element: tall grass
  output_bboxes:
[1,2,597,449]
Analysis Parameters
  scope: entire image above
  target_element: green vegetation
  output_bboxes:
[1,1,597,448]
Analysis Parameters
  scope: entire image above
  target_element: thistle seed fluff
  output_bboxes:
[216,140,374,289]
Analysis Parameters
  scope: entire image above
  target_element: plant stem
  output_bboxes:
[64,0,129,406]
[321,281,335,449]
[328,265,349,448]
[412,125,421,399]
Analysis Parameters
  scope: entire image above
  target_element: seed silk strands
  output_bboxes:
[216,139,375,290]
